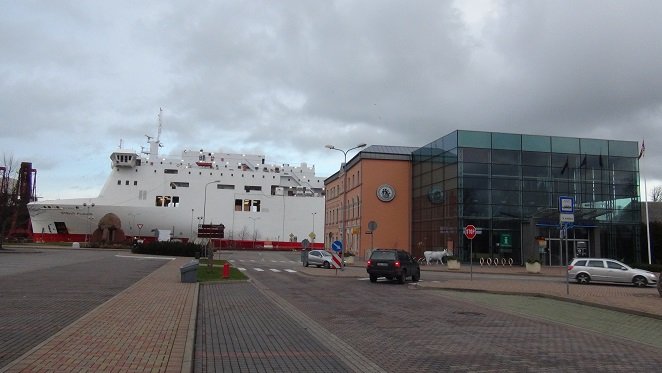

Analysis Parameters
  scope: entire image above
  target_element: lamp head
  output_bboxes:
[357,143,367,148]
[325,145,335,149]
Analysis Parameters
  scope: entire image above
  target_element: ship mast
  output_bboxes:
[147,108,164,161]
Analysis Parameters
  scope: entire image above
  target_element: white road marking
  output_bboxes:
[284,269,297,273]
[238,268,247,271]
[270,269,281,272]
[254,268,265,271]
[115,255,175,260]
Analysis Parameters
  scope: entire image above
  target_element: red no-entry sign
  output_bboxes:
[464,225,477,240]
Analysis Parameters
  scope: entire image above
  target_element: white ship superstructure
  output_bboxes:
[28,114,326,248]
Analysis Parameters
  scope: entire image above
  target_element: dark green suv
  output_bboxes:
[366,249,421,284]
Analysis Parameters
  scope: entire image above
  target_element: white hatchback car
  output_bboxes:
[568,258,658,287]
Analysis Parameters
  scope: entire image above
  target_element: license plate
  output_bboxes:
[377,263,388,266]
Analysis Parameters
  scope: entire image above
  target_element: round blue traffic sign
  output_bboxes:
[332,240,343,252]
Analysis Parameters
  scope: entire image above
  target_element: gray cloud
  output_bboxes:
[0,0,660,199]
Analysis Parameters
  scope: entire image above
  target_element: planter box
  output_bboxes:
[344,256,355,264]
[526,262,541,273]
[447,259,460,270]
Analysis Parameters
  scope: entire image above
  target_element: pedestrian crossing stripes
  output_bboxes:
[236,267,298,274]
[229,259,299,264]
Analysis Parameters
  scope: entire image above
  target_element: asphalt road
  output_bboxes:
[196,250,662,372]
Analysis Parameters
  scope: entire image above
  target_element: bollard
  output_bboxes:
[222,262,230,279]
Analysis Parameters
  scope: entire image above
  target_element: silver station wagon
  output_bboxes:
[568,258,658,287]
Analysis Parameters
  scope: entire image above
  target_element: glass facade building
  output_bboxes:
[412,130,642,265]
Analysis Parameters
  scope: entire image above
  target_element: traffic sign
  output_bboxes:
[137,223,143,229]
[464,225,477,240]
[559,196,574,213]
[330,253,343,269]
[332,240,343,252]
[560,213,574,223]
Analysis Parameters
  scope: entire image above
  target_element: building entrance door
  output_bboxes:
[541,226,590,266]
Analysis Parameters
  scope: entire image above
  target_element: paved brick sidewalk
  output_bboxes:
[302,260,662,319]
[1,257,198,373]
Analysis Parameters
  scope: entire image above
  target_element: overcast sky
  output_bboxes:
[1,0,660,200]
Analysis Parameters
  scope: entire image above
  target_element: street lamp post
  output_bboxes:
[248,217,259,248]
[202,180,220,258]
[82,202,95,245]
[311,212,317,244]
[190,209,195,239]
[325,143,367,267]
[203,180,221,225]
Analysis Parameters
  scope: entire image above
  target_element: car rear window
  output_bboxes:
[370,251,396,260]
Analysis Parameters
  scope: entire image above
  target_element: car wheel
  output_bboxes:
[576,273,590,284]
[323,261,330,269]
[633,276,648,287]
[369,275,377,283]
[412,271,420,282]
[398,271,406,284]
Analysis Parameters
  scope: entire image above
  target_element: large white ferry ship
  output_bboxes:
[28,112,326,249]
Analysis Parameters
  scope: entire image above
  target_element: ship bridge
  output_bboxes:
[111,149,140,168]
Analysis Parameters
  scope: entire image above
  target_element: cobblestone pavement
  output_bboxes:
[0,248,169,370]
[302,258,661,319]
[196,262,662,372]
[196,282,381,372]
[3,248,660,372]
[0,248,196,373]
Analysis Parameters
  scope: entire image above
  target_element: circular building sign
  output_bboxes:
[376,184,396,202]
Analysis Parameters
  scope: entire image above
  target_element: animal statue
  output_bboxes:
[424,250,450,265]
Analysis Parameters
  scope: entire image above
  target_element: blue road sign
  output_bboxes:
[332,240,343,252]
[559,196,574,213]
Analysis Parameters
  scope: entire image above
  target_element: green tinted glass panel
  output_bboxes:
[580,138,608,155]
[458,131,491,148]
[522,135,551,152]
[522,151,550,166]
[609,140,639,157]
[461,148,490,163]
[551,136,580,153]
[492,133,521,150]
[491,149,520,165]
[443,131,458,150]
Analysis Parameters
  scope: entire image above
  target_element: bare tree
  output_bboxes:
[651,185,662,202]
[237,226,249,241]
[0,154,18,248]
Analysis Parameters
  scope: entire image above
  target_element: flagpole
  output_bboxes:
[644,177,652,265]
[640,140,651,265]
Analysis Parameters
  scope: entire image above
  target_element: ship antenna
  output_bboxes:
[157,107,163,144]
[147,108,164,161]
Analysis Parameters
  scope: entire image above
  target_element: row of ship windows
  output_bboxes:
[162,168,322,183]
[154,195,261,212]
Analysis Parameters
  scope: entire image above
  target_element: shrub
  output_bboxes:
[630,263,662,273]
[131,241,204,257]
[526,257,541,264]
